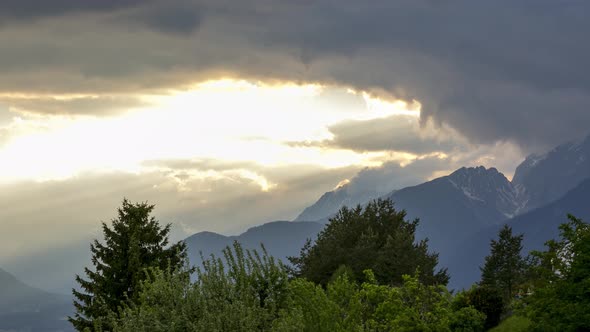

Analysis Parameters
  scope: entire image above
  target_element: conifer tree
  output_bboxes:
[480,224,527,303]
[69,199,187,331]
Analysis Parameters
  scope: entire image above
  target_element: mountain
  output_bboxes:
[0,267,73,331]
[184,166,521,289]
[511,178,590,252]
[447,178,590,289]
[288,134,590,289]
[512,134,590,212]
[2,238,92,295]
[185,221,324,267]
[382,167,520,285]
[294,184,382,222]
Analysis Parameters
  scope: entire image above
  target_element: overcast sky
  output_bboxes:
[1,0,589,269]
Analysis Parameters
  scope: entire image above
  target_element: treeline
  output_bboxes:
[70,199,590,331]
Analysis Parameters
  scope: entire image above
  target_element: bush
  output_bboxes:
[488,316,531,332]
[113,242,289,332]
[275,271,485,332]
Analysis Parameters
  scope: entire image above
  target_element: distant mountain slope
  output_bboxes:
[3,238,92,295]
[384,167,518,282]
[0,267,73,331]
[289,134,590,290]
[185,221,324,266]
[513,134,590,212]
[294,184,381,222]
[447,178,590,290]
[509,177,590,252]
[185,166,522,289]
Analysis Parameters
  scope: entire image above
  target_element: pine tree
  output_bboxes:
[69,199,187,331]
[480,224,527,303]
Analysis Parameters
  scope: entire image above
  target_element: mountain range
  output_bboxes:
[2,133,589,331]
[185,221,324,268]
[0,267,73,332]
[186,134,590,289]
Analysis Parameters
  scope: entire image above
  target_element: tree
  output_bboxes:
[69,199,187,331]
[274,271,485,332]
[289,198,449,287]
[455,285,503,330]
[526,214,590,331]
[480,224,528,304]
[113,242,289,332]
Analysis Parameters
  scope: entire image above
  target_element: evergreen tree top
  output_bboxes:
[69,198,187,331]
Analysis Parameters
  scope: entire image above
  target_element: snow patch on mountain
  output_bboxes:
[512,133,590,212]
[446,166,528,218]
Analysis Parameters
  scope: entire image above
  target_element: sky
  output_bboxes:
[1,0,589,274]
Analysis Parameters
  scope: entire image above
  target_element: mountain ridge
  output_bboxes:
[194,133,590,289]
[0,267,73,331]
[185,220,324,268]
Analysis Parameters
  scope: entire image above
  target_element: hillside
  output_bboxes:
[512,134,590,212]
[447,178,590,289]
[0,267,73,331]
[185,221,324,267]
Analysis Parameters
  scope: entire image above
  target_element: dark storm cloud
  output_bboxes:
[261,0,590,150]
[115,1,202,35]
[0,0,589,149]
[291,115,461,155]
[0,0,150,21]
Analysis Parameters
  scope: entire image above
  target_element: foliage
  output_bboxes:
[480,224,528,304]
[488,316,531,332]
[71,201,590,330]
[289,198,449,287]
[454,286,502,330]
[112,242,289,332]
[274,271,485,332]
[525,214,590,331]
[113,261,482,331]
[69,199,187,331]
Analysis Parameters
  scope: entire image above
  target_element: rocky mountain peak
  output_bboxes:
[512,133,590,212]
[447,166,523,218]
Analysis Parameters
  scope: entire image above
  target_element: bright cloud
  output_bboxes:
[0,80,420,184]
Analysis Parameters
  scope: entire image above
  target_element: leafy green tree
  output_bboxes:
[275,271,485,332]
[114,257,481,331]
[113,242,290,332]
[480,224,528,304]
[289,198,449,287]
[456,285,503,330]
[526,214,590,331]
[69,199,187,331]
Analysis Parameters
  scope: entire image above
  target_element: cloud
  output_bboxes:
[0,162,359,258]
[294,114,464,155]
[1,95,148,116]
[0,161,360,291]
[344,156,453,196]
[0,0,149,21]
[117,1,202,35]
[142,158,258,172]
[0,1,588,148]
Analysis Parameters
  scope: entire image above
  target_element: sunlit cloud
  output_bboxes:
[0,79,422,185]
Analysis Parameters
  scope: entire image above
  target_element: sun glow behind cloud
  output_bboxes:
[0,79,421,185]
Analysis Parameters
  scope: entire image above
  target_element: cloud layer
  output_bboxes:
[0,0,588,149]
